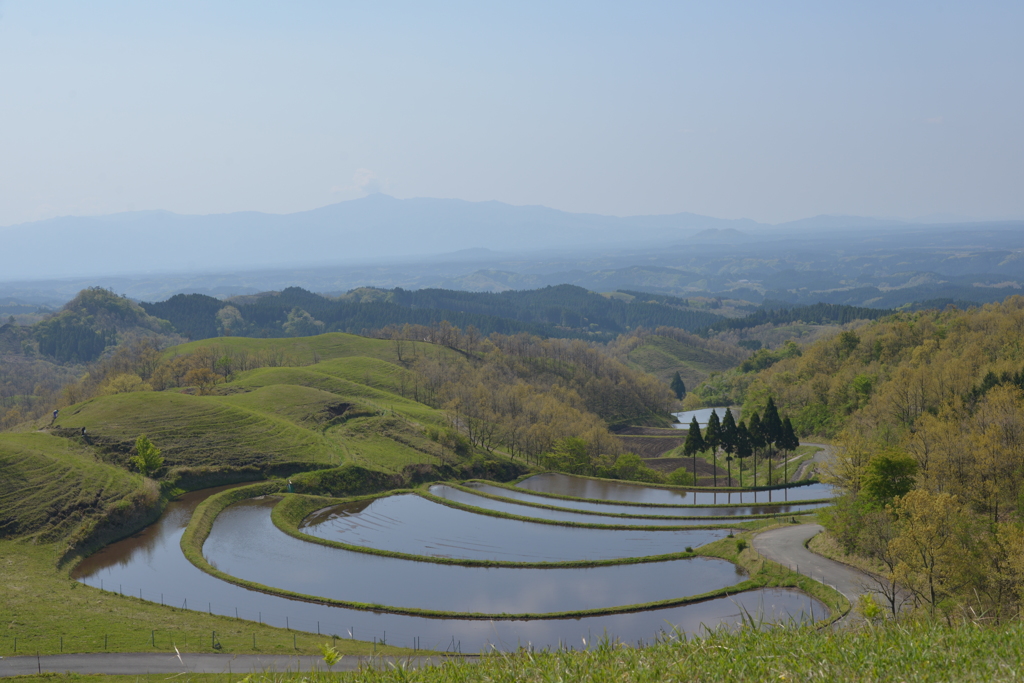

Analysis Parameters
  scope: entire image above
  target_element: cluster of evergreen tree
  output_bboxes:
[34,318,112,363]
[682,397,799,487]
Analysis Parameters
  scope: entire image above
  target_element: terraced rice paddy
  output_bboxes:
[429,485,738,525]
[462,482,829,517]
[72,476,835,651]
[299,493,729,560]
[207,498,744,613]
[516,473,835,505]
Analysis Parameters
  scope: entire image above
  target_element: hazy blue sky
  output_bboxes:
[1,1,1021,226]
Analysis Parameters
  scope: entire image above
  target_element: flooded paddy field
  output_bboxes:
[464,482,829,516]
[300,493,730,561]
[206,498,745,613]
[515,473,835,505]
[428,484,734,525]
[72,478,832,651]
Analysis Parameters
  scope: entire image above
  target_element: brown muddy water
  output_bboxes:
[73,486,829,652]
[516,473,835,505]
[207,498,744,613]
[299,494,729,561]
[464,483,830,517]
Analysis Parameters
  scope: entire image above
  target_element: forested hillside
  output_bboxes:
[140,285,725,342]
[689,296,1024,620]
[608,326,749,388]
[0,289,183,429]
[2,285,893,433]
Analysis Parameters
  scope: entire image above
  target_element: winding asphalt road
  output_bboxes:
[0,653,473,676]
[752,523,886,625]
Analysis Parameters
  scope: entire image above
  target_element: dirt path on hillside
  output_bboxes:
[792,442,833,481]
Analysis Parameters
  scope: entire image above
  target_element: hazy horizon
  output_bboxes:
[1,2,1022,229]
[3,191,1020,232]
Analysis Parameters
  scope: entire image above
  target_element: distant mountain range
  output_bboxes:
[0,195,765,281]
[4,193,1013,283]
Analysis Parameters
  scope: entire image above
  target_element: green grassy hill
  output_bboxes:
[56,391,341,470]
[47,333,490,483]
[163,331,450,366]
[0,432,147,541]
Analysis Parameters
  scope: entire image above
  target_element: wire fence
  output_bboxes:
[6,579,468,656]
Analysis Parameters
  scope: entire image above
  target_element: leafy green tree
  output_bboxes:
[862,449,919,504]
[131,435,164,478]
[682,417,705,486]
[214,355,233,380]
[670,371,686,400]
[610,452,664,483]
[667,467,695,486]
[543,437,594,475]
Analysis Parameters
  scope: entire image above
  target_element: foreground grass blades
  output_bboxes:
[9,619,1017,682]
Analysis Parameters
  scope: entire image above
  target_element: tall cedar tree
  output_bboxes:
[747,411,765,486]
[721,408,738,486]
[762,398,783,445]
[704,410,721,487]
[683,416,705,484]
[735,420,753,487]
[670,371,686,400]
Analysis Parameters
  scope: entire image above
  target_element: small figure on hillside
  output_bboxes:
[52,409,59,423]
[287,479,294,493]
[81,426,87,437]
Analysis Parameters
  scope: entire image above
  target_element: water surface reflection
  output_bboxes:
[208,499,745,613]
[464,483,828,517]
[301,494,729,561]
[73,486,830,651]
[516,474,834,505]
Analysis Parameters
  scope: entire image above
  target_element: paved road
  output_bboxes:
[752,523,886,624]
[0,653,474,677]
